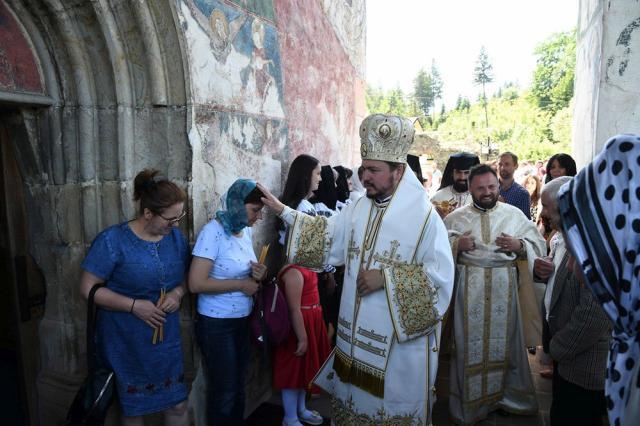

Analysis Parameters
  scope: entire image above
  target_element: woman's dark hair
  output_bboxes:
[280,154,320,209]
[133,169,186,215]
[244,186,265,205]
[545,153,577,183]
[310,165,338,210]
[524,174,542,204]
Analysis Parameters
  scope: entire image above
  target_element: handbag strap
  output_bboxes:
[86,283,105,372]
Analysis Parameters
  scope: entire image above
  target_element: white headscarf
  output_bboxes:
[349,165,365,202]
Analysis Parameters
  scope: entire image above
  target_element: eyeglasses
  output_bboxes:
[158,211,187,224]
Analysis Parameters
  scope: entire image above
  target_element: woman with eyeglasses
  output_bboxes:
[79,169,190,425]
[188,179,267,426]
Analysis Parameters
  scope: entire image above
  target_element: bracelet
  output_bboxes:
[130,299,136,313]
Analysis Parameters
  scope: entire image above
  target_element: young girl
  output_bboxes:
[272,264,331,426]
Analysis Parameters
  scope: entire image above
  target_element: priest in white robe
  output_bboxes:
[444,164,546,425]
[259,114,455,425]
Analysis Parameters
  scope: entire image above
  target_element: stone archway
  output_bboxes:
[1,0,193,423]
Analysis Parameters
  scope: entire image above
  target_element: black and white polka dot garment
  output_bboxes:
[558,134,640,426]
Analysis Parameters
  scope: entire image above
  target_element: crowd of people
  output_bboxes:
[78,114,638,426]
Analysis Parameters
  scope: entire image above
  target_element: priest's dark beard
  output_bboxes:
[452,180,468,193]
[472,193,499,210]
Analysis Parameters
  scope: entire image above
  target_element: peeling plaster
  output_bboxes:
[180,0,285,118]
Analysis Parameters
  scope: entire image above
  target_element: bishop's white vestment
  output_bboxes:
[444,202,546,425]
[280,171,454,425]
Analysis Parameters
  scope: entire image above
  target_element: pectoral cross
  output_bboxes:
[373,240,402,268]
[346,229,361,270]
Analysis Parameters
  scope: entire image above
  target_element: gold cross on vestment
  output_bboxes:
[346,229,361,270]
[373,240,402,268]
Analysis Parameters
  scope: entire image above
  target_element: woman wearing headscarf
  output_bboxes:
[333,165,352,210]
[348,165,366,202]
[189,179,268,426]
[558,135,640,426]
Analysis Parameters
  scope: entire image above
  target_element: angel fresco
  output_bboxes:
[209,9,245,63]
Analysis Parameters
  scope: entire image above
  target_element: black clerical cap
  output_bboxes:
[407,154,424,183]
[439,152,480,190]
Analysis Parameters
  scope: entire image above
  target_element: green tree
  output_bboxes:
[455,95,463,110]
[365,85,414,117]
[388,86,411,116]
[433,91,566,160]
[430,60,443,116]
[365,85,390,113]
[549,102,573,145]
[530,30,576,114]
[413,68,434,118]
[473,46,494,129]
[460,97,471,111]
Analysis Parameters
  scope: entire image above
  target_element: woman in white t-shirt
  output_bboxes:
[189,179,267,426]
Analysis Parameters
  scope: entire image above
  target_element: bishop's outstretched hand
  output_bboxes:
[257,183,285,215]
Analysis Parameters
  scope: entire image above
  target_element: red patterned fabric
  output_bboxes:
[272,265,331,392]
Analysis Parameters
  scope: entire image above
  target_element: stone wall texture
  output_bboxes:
[0,0,365,424]
[574,0,640,166]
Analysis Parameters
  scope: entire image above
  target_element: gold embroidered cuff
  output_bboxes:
[290,213,329,270]
[384,263,439,341]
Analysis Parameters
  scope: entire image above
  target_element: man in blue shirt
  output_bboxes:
[498,152,531,219]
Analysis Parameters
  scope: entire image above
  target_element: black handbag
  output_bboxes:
[66,284,115,425]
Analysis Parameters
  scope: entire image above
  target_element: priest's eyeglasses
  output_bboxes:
[158,211,187,224]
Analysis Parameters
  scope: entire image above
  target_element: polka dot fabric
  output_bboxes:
[558,134,640,426]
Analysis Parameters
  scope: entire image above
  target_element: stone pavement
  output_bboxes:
[247,348,556,425]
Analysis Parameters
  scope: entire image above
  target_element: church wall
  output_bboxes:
[0,2,43,95]
[0,0,365,424]
[178,0,366,235]
[1,0,193,423]
[273,0,366,165]
[574,0,640,166]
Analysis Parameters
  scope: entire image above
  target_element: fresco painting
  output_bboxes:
[186,0,285,118]
[274,0,366,164]
[0,2,43,94]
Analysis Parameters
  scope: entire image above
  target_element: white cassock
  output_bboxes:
[279,170,454,425]
[444,202,546,425]
[431,185,472,209]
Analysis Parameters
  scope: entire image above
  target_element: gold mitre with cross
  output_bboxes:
[359,114,415,163]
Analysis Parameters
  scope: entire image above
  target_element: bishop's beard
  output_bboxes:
[452,180,468,193]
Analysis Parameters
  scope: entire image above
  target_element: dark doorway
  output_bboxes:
[0,109,46,425]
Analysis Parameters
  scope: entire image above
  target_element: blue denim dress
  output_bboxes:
[81,222,189,416]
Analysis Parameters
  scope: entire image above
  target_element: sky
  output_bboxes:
[366,0,579,109]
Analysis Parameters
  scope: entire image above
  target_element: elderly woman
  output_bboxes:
[558,135,640,426]
[79,169,189,425]
[189,179,267,426]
